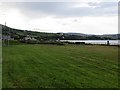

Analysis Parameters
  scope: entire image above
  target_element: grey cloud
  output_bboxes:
[2,2,118,18]
[88,2,117,8]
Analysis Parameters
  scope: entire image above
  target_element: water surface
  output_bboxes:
[60,40,120,45]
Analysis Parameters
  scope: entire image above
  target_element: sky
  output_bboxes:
[0,0,118,35]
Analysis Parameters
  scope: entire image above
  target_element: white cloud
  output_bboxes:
[0,7,28,29]
[0,2,118,35]
[19,16,117,35]
[0,0,118,2]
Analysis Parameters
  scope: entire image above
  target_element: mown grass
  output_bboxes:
[2,44,119,88]
[0,40,2,89]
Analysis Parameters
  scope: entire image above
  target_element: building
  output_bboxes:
[2,35,14,40]
[24,35,37,41]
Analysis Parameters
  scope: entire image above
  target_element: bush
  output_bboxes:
[20,40,39,44]
[67,42,75,44]
[4,40,23,45]
[56,42,65,45]
[75,42,85,45]
[26,40,39,44]
[38,41,65,45]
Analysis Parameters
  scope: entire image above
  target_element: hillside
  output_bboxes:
[1,24,119,40]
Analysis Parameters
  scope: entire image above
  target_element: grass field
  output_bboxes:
[2,44,119,88]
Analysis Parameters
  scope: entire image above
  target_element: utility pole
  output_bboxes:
[4,22,6,46]
[5,22,6,26]
[8,24,10,46]
[5,22,9,46]
[6,22,9,46]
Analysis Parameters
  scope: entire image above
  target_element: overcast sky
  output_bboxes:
[0,1,118,35]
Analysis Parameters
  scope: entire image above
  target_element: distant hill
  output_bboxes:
[1,24,119,40]
[64,32,87,36]
[64,32,119,38]
[98,34,120,40]
[64,32,119,40]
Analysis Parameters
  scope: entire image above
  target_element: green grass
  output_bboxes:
[0,40,2,89]
[2,44,119,88]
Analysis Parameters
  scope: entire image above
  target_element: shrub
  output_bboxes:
[75,42,85,45]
